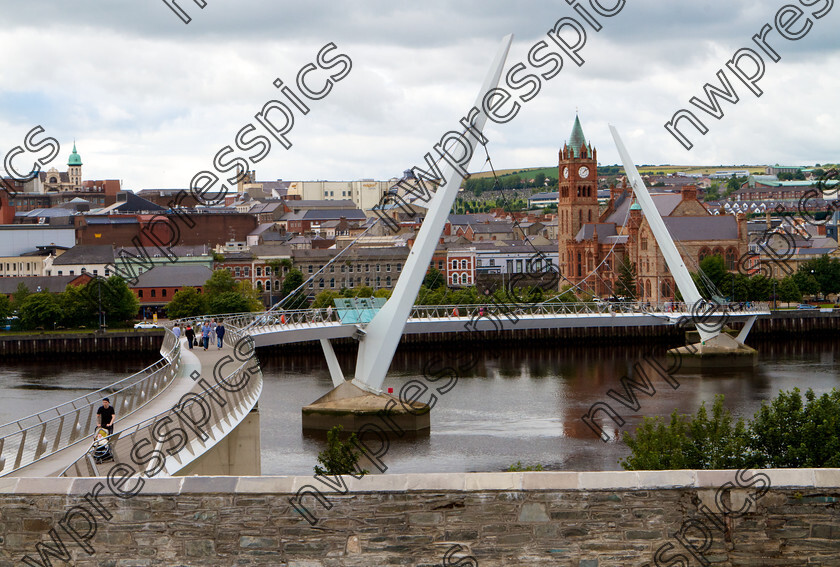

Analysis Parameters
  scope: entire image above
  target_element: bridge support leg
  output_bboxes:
[320,339,346,388]
[735,315,757,345]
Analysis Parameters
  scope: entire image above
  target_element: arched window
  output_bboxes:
[256,281,263,291]
[264,280,271,291]
[725,247,738,271]
[661,281,671,298]
[713,247,725,259]
[645,280,651,298]
[698,247,712,262]
[451,274,457,285]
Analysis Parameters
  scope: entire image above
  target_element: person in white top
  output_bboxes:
[172,324,181,339]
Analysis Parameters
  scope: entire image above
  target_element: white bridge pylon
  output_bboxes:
[347,35,514,394]
[609,126,754,344]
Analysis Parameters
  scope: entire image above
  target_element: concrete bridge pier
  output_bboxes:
[176,405,262,476]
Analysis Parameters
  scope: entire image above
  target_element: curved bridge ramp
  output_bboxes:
[0,325,262,478]
[59,324,262,478]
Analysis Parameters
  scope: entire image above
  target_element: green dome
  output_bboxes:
[68,143,82,166]
[630,201,642,211]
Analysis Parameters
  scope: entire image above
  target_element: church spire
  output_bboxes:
[568,114,587,158]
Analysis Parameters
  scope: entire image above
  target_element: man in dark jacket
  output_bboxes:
[215,322,226,349]
[184,325,195,349]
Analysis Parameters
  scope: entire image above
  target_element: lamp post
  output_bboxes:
[98,277,105,331]
[731,273,735,303]
[772,279,777,310]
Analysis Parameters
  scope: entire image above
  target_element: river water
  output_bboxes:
[1,337,838,475]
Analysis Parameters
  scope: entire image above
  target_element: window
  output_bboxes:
[386,264,391,272]
[93,270,98,275]
[641,237,648,251]
[490,259,495,267]
[235,267,241,277]
[257,281,263,291]
[330,278,335,288]
[438,261,444,270]
[396,263,402,272]
[319,279,325,288]
[58,270,63,275]
[265,267,272,276]
[698,247,712,262]
[256,267,262,276]
[341,265,345,273]
[138,290,143,298]
[70,270,75,275]
[376,276,381,287]
[275,280,280,290]
[452,260,458,270]
[308,265,313,274]
[460,260,467,270]
[516,260,523,273]
[244,267,250,277]
[151,289,156,298]
[330,265,335,273]
[507,260,513,273]
[265,280,271,291]
[162,289,167,297]
[725,247,738,271]
[365,264,370,272]
[376,264,381,272]
[386,276,392,286]
[349,265,353,273]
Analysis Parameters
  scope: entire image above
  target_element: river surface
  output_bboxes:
[1,337,838,475]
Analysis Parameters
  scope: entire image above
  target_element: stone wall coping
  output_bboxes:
[0,469,838,495]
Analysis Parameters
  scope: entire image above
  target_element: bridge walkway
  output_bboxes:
[7,337,232,477]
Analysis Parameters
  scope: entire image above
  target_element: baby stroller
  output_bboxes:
[91,427,114,464]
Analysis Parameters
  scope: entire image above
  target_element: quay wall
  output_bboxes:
[1,311,837,357]
[0,330,165,357]
[1,470,839,566]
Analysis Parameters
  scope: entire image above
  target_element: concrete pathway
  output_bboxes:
[10,336,232,477]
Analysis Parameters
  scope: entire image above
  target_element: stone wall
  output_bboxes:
[1,470,839,566]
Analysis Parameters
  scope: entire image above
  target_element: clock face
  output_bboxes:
[578,166,590,179]
[563,167,569,179]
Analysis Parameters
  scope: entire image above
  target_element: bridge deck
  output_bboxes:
[8,338,230,477]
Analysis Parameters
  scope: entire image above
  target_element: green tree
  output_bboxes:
[11,282,30,313]
[279,268,307,309]
[621,396,752,470]
[314,425,368,477]
[533,173,546,187]
[100,276,141,325]
[166,287,207,319]
[747,274,772,301]
[208,291,251,314]
[0,293,12,320]
[60,284,98,328]
[20,292,64,330]
[749,388,840,468]
[615,256,637,299]
[204,269,238,297]
[776,276,801,303]
[799,255,840,297]
[373,288,392,299]
[696,255,727,298]
[312,290,341,309]
[423,267,445,290]
[792,271,819,298]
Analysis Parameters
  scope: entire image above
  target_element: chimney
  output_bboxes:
[681,184,697,202]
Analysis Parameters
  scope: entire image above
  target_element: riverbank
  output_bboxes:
[0,329,166,357]
[2,310,837,356]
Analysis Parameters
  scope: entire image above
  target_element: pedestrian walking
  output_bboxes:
[184,325,195,349]
[96,398,116,435]
[201,321,212,350]
[211,319,218,335]
[172,324,181,339]
[216,321,226,349]
[326,305,333,321]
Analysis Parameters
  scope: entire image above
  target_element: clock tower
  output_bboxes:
[558,114,599,281]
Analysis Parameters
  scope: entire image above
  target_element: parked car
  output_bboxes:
[134,322,160,329]
[797,303,818,310]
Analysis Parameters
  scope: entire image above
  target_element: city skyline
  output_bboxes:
[1,1,838,190]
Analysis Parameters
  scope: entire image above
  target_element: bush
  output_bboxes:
[621,389,840,470]
[314,425,368,477]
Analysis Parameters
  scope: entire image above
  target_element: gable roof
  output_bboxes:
[131,265,213,288]
[52,245,116,265]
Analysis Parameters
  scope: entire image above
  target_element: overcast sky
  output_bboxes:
[1,0,837,191]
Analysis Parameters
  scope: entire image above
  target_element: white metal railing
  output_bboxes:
[0,330,182,476]
[221,300,770,332]
[60,321,262,477]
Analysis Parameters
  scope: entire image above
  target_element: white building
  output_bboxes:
[286,179,396,211]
